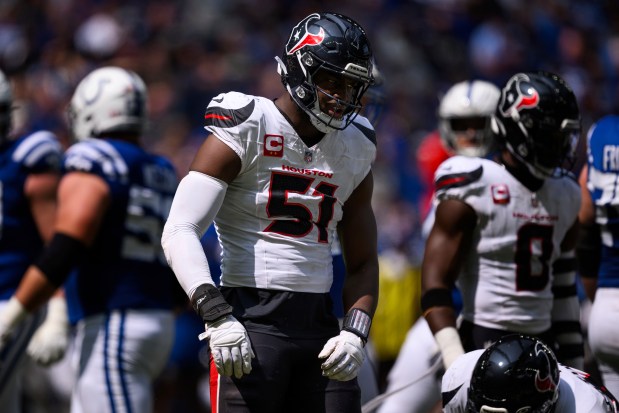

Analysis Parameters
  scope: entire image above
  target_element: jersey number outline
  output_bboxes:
[264,172,338,243]
[122,185,172,264]
[515,223,554,291]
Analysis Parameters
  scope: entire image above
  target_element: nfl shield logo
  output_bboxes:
[304,150,313,163]
[491,184,510,204]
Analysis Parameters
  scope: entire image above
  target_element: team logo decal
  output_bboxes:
[491,184,510,204]
[264,134,284,157]
[286,13,325,55]
[304,150,313,163]
[534,342,558,394]
[499,73,540,118]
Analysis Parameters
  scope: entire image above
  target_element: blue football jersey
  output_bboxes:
[0,131,62,299]
[587,114,619,288]
[61,138,178,323]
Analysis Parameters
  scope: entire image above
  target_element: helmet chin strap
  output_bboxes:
[308,98,345,133]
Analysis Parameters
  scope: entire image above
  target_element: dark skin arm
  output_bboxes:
[422,199,477,335]
[338,171,379,317]
[190,134,242,184]
[576,165,598,301]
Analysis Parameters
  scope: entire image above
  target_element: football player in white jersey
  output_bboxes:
[442,334,618,413]
[377,80,500,413]
[577,115,619,398]
[162,12,379,413]
[421,72,584,373]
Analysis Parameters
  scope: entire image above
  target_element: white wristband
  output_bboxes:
[0,296,28,329]
[434,326,465,369]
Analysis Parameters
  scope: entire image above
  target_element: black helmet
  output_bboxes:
[276,12,374,133]
[492,71,580,178]
[467,334,560,413]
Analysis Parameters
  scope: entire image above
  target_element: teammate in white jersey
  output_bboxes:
[577,115,619,398]
[378,80,500,413]
[421,71,584,372]
[442,334,618,413]
[162,12,379,413]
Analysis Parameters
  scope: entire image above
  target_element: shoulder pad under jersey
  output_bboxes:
[204,91,256,129]
[434,156,484,192]
[351,115,377,146]
[64,139,129,183]
[13,130,62,172]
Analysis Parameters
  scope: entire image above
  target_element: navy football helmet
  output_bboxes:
[492,71,580,178]
[276,12,374,133]
[467,334,560,413]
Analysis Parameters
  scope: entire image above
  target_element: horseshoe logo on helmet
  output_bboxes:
[499,73,540,118]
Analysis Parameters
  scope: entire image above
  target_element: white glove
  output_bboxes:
[0,296,28,349]
[27,296,70,366]
[199,315,254,379]
[318,330,365,381]
[434,326,465,370]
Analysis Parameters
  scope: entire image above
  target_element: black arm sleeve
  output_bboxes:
[34,232,87,287]
[576,222,601,279]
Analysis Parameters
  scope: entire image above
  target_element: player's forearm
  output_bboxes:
[161,171,227,298]
[15,266,58,312]
[551,249,584,369]
[342,264,378,317]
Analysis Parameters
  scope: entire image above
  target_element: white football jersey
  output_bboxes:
[433,156,580,333]
[442,350,618,413]
[204,91,376,293]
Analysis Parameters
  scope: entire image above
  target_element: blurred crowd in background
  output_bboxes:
[3,0,619,411]
[4,0,619,256]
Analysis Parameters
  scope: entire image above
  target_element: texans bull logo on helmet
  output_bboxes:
[499,73,540,119]
[286,13,325,55]
[534,341,559,394]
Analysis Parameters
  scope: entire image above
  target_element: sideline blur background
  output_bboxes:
[4,0,619,411]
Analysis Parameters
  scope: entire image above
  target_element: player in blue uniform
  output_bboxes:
[0,68,65,413]
[578,114,619,399]
[0,66,179,413]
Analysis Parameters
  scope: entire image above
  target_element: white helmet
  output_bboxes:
[438,80,500,157]
[0,69,12,141]
[69,66,147,141]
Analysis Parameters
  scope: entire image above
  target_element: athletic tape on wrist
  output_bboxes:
[191,283,233,323]
[343,308,372,343]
